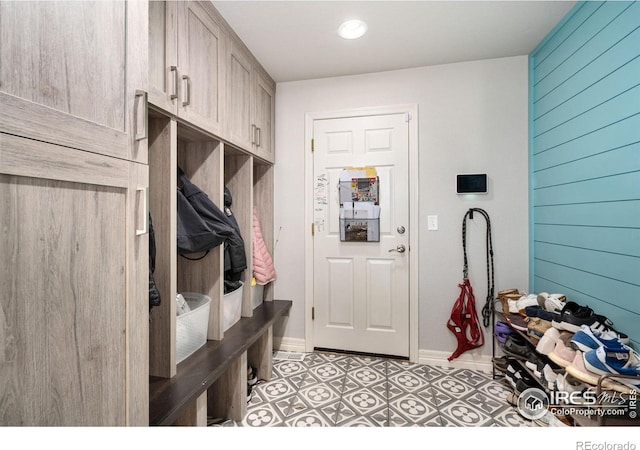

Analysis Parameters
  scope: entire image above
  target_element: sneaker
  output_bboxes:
[515,378,539,395]
[515,294,540,314]
[506,391,518,407]
[570,325,627,352]
[555,373,595,404]
[207,416,227,426]
[505,313,529,332]
[585,315,629,344]
[492,356,514,373]
[534,410,570,427]
[524,305,556,322]
[247,383,254,403]
[583,347,640,391]
[556,372,588,393]
[525,354,546,380]
[565,350,631,394]
[505,362,536,389]
[553,302,629,343]
[536,327,560,355]
[553,301,595,332]
[537,292,566,312]
[542,364,559,391]
[504,366,519,389]
[247,366,258,386]
[548,332,576,368]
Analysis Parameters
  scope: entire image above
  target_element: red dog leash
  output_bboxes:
[447,278,484,361]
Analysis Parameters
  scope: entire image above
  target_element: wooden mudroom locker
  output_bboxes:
[1,0,278,426]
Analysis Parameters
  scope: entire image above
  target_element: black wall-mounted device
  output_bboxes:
[457,174,487,194]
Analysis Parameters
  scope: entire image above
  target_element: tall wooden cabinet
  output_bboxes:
[0,0,149,425]
[0,0,277,427]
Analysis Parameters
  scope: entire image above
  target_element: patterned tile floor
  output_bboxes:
[216,351,536,427]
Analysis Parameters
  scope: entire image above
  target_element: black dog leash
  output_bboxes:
[462,208,495,327]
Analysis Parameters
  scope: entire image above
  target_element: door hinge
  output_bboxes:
[405,112,412,122]
[312,307,315,320]
[311,138,315,152]
[311,223,315,236]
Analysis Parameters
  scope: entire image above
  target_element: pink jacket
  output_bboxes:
[253,207,276,285]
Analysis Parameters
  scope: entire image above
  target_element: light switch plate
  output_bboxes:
[427,215,438,230]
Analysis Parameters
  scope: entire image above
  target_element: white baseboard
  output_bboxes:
[274,336,306,353]
[418,349,493,374]
[273,337,494,374]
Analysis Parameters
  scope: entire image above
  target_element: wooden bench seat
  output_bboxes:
[149,299,292,426]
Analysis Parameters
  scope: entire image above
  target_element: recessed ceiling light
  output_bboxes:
[338,19,367,40]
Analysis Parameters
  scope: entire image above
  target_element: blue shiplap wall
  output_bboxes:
[529,1,640,349]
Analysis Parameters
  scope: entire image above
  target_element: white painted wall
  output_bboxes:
[272,55,529,358]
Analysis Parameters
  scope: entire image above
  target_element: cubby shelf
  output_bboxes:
[149,300,291,426]
[147,1,279,425]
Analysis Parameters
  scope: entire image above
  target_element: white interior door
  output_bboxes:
[313,113,410,357]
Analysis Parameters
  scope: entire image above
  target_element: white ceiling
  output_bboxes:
[212,0,577,83]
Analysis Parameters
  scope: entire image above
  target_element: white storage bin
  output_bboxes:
[176,292,211,364]
[252,283,264,310]
[223,281,243,332]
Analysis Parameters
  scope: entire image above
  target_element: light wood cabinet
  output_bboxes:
[0,0,149,426]
[0,0,148,164]
[0,0,276,427]
[149,0,179,115]
[225,39,276,163]
[149,1,276,162]
[148,1,225,136]
[0,133,149,426]
[252,69,276,163]
[226,40,255,152]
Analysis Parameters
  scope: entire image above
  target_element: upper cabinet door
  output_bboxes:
[0,1,148,163]
[177,1,225,136]
[149,0,179,116]
[226,38,277,163]
[253,70,275,163]
[226,40,254,151]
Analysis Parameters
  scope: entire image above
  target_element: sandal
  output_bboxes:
[502,334,534,360]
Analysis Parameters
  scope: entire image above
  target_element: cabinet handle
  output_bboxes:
[136,186,149,236]
[251,124,256,145]
[182,74,191,107]
[134,90,148,142]
[255,127,261,148]
[170,66,178,100]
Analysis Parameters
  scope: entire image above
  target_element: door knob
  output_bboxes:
[389,244,406,253]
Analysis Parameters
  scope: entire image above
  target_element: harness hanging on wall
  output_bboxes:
[446,208,495,361]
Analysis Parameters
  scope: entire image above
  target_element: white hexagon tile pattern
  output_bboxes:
[208,351,536,427]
